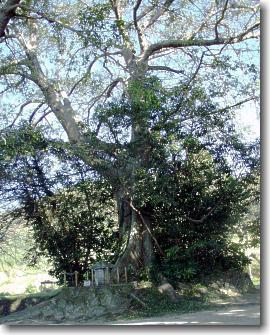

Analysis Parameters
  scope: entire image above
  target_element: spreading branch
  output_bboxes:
[110,0,131,48]
[16,3,83,35]
[133,0,147,52]
[32,108,51,127]
[142,23,260,61]
[9,100,41,127]
[86,77,124,123]
[148,65,187,76]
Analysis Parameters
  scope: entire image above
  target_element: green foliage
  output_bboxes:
[0,78,259,286]
[78,3,113,48]
[28,178,118,282]
[114,80,259,282]
[0,126,119,282]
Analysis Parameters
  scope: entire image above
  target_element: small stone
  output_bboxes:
[158,283,177,301]
[197,287,208,294]
[210,282,220,290]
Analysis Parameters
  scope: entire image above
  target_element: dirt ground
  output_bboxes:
[108,301,260,325]
[0,288,260,326]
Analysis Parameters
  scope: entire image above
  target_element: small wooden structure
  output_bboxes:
[40,280,58,290]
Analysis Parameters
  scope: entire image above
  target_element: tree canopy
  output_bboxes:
[0,0,260,278]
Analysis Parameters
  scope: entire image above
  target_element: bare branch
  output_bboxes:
[9,100,41,127]
[144,0,174,30]
[106,78,123,97]
[188,2,216,40]
[16,4,82,35]
[86,78,124,123]
[152,96,255,133]
[185,51,206,88]
[142,24,260,61]
[0,76,25,94]
[32,108,52,127]
[133,0,147,52]
[180,97,256,124]
[214,0,229,40]
[29,102,45,123]
[68,57,100,96]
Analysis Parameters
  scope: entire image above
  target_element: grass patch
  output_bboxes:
[252,276,260,286]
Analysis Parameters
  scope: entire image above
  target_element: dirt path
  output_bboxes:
[108,303,260,325]
[106,290,260,326]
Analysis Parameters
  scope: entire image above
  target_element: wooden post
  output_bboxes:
[63,272,66,286]
[124,267,128,283]
[116,267,119,284]
[75,271,78,287]
[91,269,94,285]
[106,267,110,284]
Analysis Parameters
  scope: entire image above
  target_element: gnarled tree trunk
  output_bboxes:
[115,192,155,271]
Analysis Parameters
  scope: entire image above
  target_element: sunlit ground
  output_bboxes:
[0,270,56,295]
[110,306,260,326]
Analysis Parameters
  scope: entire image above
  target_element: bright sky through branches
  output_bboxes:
[235,102,260,142]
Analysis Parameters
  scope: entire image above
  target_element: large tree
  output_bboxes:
[0,0,260,270]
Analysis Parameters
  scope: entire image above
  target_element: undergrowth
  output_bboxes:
[118,287,210,320]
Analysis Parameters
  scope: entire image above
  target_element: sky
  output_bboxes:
[235,102,260,142]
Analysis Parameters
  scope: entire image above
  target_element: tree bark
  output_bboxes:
[0,0,21,38]
[115,204,155,271]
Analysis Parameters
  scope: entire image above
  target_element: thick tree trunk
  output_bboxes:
[115,194,154,271]
[113,58,157,272]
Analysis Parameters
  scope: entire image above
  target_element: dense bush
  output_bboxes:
[133,140,257,283]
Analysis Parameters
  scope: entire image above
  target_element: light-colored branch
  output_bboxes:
[142,24,260,61]
[148,65,186,76]
[183,207,214,224]
[133,0,147,52]
[110,0,131,48]
[144,0,174,30]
